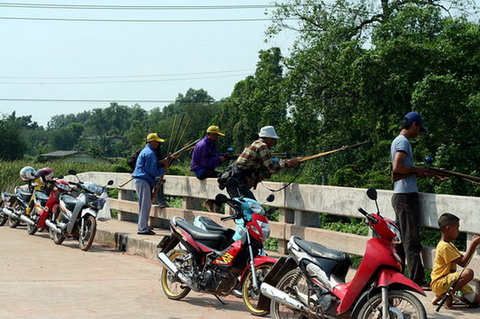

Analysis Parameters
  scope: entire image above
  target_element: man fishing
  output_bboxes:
[219,126,301,199]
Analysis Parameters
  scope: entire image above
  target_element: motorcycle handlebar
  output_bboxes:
[357,208,378,224]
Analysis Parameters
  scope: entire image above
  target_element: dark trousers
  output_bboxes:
[227,184,256,200]
[391,192,425,285]
[197,169,221,180]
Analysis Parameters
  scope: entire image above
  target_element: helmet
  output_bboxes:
[35,167,54,181]
[55,180,72,192]
[20,166,37,181]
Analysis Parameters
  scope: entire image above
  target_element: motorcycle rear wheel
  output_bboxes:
[242,263,274,316]
[160,250,191,300]
[26,210,38,235]
[357,289,426,319]
[8,215,20,228]
[26,223,38,235]
[270,269,311,319]
[78,215,97,251]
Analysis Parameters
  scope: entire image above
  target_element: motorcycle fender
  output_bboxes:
[377,268,426,296]
[81,207,97,219]
[256,257,297,312]
[157,235,180,253]
[240,255,277,282]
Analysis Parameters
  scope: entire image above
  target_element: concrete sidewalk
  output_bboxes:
[95,219,479,319]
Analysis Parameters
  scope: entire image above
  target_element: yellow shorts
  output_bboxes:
[431,272,474,296]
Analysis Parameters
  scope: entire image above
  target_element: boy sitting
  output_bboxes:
[430,213,480,308]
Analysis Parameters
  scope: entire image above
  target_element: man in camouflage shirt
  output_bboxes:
[224,126,301,199]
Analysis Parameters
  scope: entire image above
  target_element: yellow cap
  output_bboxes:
[206,125,225,136]
[146,133,165,143]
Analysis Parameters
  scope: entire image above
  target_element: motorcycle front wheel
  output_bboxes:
[78,215,97,251]
[242,263,274,316]
[270,269,311,319]
[357,289,426,319]
[0,200,7,226]
[160,250,192,300]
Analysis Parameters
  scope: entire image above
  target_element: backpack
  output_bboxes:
[127,148,143,171]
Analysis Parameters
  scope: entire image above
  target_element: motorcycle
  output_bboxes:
[35,178,73,238]
[46,170,113,251]
[0,178,48,232]
[157,178,277,316]
[259,188,427,319]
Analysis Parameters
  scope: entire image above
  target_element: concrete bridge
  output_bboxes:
[78,171,480,291]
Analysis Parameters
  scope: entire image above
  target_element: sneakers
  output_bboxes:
[158,203,169,209]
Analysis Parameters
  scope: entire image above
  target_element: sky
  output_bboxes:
[1,1,478,127]
[0,0,297,126]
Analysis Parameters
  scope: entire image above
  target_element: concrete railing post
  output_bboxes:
[183,196,203,211]
[278,208,294,254]
[466,233,480,293]
[118,189,137,222]
[294,210,321,228]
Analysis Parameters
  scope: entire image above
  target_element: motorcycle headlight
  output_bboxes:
[257,220,270,242]
[387,223,402,244]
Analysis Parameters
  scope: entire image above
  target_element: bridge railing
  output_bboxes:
[75,171,480,291]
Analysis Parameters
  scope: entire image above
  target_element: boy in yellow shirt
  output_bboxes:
[430,213,480,308]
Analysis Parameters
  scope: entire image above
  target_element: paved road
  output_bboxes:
[0,226,250,319]
[1,223,478,319]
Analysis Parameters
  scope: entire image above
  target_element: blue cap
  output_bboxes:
[404,112,427,132]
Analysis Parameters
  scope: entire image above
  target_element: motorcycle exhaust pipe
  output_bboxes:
[157,252,196,291]
[19,214,35,226]
[45,219,62,234]
[260,283,315,315]
[2,207,15,218]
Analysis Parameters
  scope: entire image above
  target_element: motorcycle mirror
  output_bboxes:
[366,188,377,201]
[266,194,275,202]
[68,169,77,175]
[215,194,229,204]
[107,180,114,186]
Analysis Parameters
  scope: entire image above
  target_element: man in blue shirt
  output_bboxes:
[133,133,166,235]
[391,111,431,288]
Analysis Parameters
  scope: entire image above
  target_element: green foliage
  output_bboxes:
[0,159,118,192]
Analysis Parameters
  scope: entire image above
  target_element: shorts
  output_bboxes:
[431,272,474,296]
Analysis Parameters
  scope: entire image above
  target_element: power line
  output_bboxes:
[0,72,251,84]
[0,16,283,23]
[0,2,279,10]
[0,98,209,103]
[0,69,254,79]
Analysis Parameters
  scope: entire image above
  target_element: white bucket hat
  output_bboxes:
[258,126,279,139]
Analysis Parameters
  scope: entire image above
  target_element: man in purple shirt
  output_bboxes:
[191,125,227,179]
[191,126,227,211]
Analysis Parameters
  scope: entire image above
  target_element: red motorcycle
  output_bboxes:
[157,185,276,316]
[259,188,427,319]
[37,179,73,234]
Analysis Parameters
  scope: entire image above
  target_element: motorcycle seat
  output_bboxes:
[293,237,350,261]
[197,215,234,235]
[176,220,226,250]
[2,191,15,197]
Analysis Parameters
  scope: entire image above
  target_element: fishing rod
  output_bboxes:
[299,141,369,162]
[392,156,480,184]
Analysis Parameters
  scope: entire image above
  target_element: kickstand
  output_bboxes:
[214,294,226,305]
